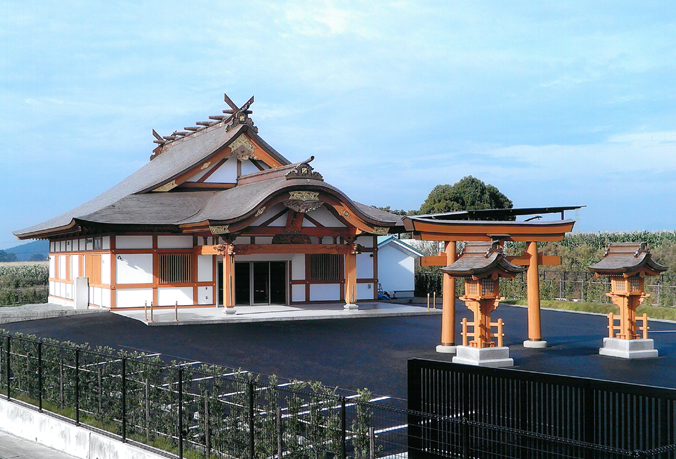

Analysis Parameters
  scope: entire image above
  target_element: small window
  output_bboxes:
[159,254,193,284]
[309,254,342,281]
[93,237,103,250]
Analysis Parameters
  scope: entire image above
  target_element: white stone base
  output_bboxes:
[452,345,514,367]
[224,308,237,315]
[599,337,658,359]
[436,344,457,354]
[344,303,359,310]
[523,339,548,349]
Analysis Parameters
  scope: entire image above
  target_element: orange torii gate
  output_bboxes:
[402,206,580,353]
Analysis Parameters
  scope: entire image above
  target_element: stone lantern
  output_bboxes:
[442,241,525,367]
[589,242,667,359]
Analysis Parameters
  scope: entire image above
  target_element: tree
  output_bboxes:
[418,176,513,215]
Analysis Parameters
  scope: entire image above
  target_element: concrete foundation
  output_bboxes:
[452,345,514,367]
[344,303,359,310]
[599,337,659,359]
[523,339,547,349]
[0,397,166,459]
[436,344,457,354]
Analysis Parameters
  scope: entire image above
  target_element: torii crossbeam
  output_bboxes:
[403,206,581,353]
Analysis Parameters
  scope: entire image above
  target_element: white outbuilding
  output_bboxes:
[377,236,425,298]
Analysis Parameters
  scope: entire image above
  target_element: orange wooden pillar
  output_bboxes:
[222,243,236,314]
[437,241,457,353]
[524,241,546,348]
[344,250,358,309]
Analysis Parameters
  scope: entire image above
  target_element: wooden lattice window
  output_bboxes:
[309,254,342,281]
[159,254,193,284]
[629,276,641,292]
[466,281,479,296]
[481,278,495,295]
[611,277,626,292]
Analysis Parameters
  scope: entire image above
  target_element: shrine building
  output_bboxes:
[13,95,403,312]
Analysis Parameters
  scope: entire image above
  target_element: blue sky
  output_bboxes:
[1,1,675,250]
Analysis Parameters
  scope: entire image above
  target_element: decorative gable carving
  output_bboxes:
[285,162,323,181]
[229,135,257,160]
[283,191,324,213]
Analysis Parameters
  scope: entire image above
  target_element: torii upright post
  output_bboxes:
[524,241,546,348]
[437,241,457,353]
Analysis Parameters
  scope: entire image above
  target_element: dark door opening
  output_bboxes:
[220,261,287,306]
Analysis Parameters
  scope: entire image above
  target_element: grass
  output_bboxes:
[505,299,676,321]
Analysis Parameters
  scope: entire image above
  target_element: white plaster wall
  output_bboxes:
[85,238,93,250]
[49,281,55,296]
[101,288,111,308]
[267,213,287,227]
[377,245,415,294]
[186,161,217,182]
[116,289,153,308]
[157,235,193,248]
[241,159,259,175]
[116,254,153,284]
[291,253,305,280]
[301,219,316,227]
[198,255,214,282]
[116,235,153,249]
[70,255,79,280]
[101,254,111,285]
[356,253,373,279]
[50,241,55,252]
[251,203,284,225]
[357,283,374,300]
[204,159,237,183]
[90,287,102,306]
[79,238,86,250]
[59,256,67,280]
[66,239,72,251]
[292,284,305,302]
[309,284,341,301]
[197,286,213,305]
[158,287,193,306]
[102,236,110,250]
[308,206,345,227]
[49,256,55,278]
[256,237,273,244]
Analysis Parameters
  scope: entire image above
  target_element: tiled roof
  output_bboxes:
[588,242,668,275]
[441,241,525,278]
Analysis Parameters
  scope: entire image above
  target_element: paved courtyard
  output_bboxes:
[2,302,676,400]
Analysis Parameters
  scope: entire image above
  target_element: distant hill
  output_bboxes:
[5,240,49,261]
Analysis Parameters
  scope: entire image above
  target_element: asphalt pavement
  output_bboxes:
[3,302,676,399]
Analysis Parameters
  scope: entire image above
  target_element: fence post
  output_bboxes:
[5,336,10,400]
[38,342,42,412]
[248,380,255,459]
[369,426,375,459]
[121,357,127,442]
[461,417,469,459]
[205,390,211,458]
[277,406,282,459]
[75,349,80,426]
[178,367,183,459]
[341,396,347,459]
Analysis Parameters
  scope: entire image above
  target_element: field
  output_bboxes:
[0,262,49,307]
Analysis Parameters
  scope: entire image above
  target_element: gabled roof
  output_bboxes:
[588,242,668,276]
[377,236,425,258]
[440,241,525,278]
[14,96,402,239]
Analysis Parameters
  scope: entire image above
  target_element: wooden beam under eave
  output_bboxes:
[248,137,285,168]
[196,243,351,256]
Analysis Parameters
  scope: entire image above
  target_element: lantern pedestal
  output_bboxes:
[452,346,513,367]
[599,337,658,359]
[436,344,457,354]
[523,339,547,349]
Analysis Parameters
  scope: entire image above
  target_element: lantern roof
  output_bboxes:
[588,242,668,277]
[440,241,525,279]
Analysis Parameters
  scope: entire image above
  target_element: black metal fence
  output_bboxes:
[408,358,676,459]
[0,331,416,459]
[416,270,676,307]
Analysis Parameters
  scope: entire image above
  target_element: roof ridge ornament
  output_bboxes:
[285,158,323,181]
[150,93,258,160]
